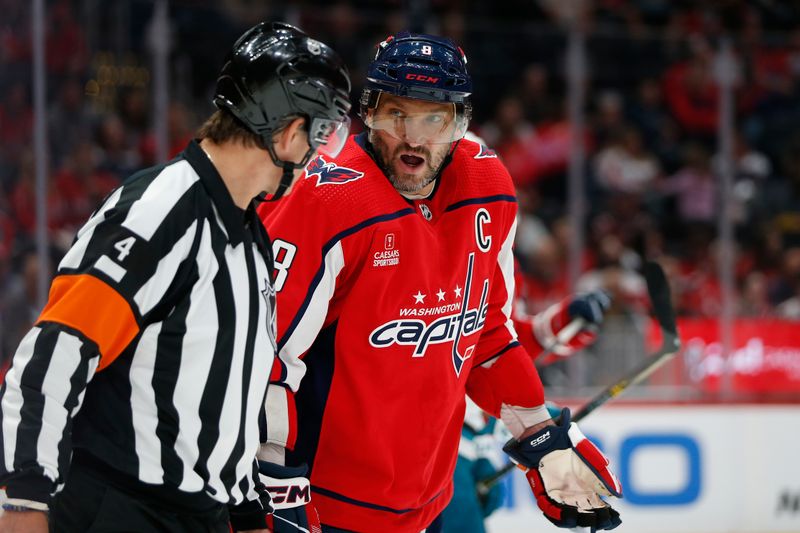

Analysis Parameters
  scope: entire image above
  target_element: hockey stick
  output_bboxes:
[476,261,680,494]
[536,316,587,362]
[570,261,680,420]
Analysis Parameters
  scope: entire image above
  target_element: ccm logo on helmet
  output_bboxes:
[405,73,440,83]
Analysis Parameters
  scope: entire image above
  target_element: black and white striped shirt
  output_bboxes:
[0,140,295,511]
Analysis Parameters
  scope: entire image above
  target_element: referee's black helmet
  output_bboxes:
[214,22,352,167]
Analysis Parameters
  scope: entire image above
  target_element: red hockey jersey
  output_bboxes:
[260,134,545,532]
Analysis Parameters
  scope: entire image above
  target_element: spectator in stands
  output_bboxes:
[0,81,33,178]
[118,87,150,146]
[677,232,724,318]
[714,131,772,226]
[519,63,559,124]
[772,247,800,317]
[662,35,721,138]
[660,142,716,225]
[7,150,90,248]
[626,77,683,171]
[479,95,537,184]
[138,101,197,165]
[49,141,120,248]
[48,76,95,168]
[45,0,88,76]
[739,271,773,318]
[593,125,661,195]
[515,235,569,316]
[592,90,626,149]
[95,114,140,178]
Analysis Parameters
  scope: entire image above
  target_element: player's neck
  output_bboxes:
[399,180,436,199]
[199,138,277,210]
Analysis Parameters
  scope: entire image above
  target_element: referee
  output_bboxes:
[0,22,350,533]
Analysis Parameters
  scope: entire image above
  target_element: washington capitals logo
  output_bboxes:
[474,144,497,159]
[306,155,364,186]
[368,252,488,377]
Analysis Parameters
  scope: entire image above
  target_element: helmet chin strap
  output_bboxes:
[260,144,315,202]
[270,162,295,202]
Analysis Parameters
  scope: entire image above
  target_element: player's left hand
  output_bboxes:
[567,290,611,326]
[258,461,321,533]
[503,408,622,530]
[534,291,611,363]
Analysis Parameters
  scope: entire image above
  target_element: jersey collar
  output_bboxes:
[183,139,249,245]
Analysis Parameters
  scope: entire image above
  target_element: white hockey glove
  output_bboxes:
[503,408,622,530]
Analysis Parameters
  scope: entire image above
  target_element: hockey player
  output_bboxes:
[0,22,350,533]
[259,32,621,532]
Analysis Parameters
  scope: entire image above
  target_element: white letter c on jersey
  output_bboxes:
[475,208,491,252]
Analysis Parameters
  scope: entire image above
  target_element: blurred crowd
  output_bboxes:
[2,0,800,364]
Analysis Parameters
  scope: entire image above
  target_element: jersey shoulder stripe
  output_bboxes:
[444,194,517,213]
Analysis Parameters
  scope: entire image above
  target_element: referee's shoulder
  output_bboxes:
[117,156,208,214]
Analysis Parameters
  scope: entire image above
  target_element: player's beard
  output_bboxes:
[369,131,449,195]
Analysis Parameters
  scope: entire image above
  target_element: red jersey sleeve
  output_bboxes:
[462,195,550,437]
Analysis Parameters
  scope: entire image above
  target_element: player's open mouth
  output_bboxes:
[400,154,425,169]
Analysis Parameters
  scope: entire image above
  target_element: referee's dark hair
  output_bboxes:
[197,109,301,151]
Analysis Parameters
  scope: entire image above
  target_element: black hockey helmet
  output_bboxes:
[214,22,352,198]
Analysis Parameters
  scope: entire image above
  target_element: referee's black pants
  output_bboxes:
[50,451,230,533]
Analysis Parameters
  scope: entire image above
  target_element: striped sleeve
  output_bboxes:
[0,324,98,503]
[0,160,203,503]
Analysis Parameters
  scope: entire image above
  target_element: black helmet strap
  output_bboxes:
[261,142,316,202]
[270,162,295,202]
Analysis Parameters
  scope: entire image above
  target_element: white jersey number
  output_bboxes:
[475,208,492,252]
[114,236,137,261]
[272,239,298,292]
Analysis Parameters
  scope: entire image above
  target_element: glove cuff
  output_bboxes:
[258,461,312,511]
[503,408,573,468]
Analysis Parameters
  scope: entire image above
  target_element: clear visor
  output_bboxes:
[364,106,469,145]
[309,115,351,158]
